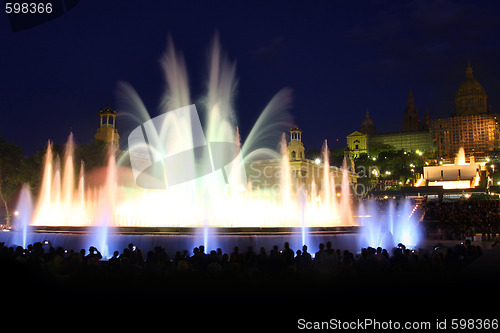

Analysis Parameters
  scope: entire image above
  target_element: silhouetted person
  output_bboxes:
[230,246,242,263]
[245,246,256,269]
[86,246,102,261]
[257,247,268,272]
[282,242,294,268]
[269,245,281,274]
[108,250,120,272]
[324,241,338,273]
[300,245,312,272]
[314,243,328,273]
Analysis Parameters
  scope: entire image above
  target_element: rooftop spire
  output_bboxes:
[408,89,415,108]
[466,60,474,79]
[360,108,376,135]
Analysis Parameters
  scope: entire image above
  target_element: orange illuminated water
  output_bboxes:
[30,36,355,229]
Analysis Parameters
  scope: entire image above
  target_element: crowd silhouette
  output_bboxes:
[423,200,500,240]
[0,238,483,285]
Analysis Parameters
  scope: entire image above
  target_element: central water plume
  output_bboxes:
[23,36,356,254]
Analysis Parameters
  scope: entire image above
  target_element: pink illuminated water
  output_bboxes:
[9,37,424,256]
[27,37,355,231]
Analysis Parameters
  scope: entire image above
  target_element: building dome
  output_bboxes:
[455,62,488,116]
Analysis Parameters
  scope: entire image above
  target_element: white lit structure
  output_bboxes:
[421,147,481,189]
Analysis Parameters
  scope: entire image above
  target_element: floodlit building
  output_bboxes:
[347,61,498,160]
[432,62,499,158]
[346,130,368,158]
[421,148,481,189]
[347,91,433,156]
[247,126,357,193]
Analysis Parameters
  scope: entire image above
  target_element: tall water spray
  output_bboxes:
[13,184,33,248]
[90,145,118,259]
[321,140,332,210]
[341,157,353,225]
[359,198,421,249]
[19,36,357,256]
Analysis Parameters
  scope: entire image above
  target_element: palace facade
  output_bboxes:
[347,91,433,157]
[432,62,499,158]
[247,126,357,194]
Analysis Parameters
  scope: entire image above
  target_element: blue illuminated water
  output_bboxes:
[359,198,421,249]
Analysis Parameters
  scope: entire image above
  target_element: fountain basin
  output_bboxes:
[0,228,361,258]
[21,225,359,235]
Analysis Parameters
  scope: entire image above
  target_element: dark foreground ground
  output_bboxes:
[3,241,500,332]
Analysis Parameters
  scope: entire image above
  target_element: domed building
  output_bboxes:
[455,61,489,116]
[433,61,499,158]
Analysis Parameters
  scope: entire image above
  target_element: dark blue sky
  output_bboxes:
[1,0,500,155]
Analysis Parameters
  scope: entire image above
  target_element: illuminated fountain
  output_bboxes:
[30,134,353,229]
[29,37,356,230]
[2,37,363,256]
[5,36,421,256]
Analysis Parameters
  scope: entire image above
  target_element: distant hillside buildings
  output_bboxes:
[347,62,499,159]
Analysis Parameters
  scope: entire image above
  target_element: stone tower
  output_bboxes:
[95,106,120,147]
[288,125,305,161]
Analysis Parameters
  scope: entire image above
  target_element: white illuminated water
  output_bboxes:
[9,36,420,255]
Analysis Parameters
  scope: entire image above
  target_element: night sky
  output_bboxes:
[1,0,500,156]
